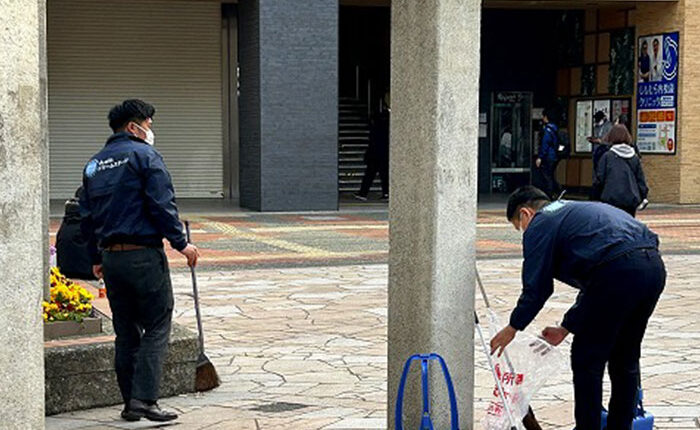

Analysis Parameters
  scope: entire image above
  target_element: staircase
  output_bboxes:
[338,97,381,195]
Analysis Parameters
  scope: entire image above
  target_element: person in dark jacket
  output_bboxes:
[592,124,648,217]
[80,99,199,423]
[490,186,665,430]
[355,93,390,201]
[535,109,559,199]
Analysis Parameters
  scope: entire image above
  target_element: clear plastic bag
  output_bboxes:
[482,309,566,430]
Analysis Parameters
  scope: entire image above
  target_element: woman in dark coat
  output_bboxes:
[592,124,648,217]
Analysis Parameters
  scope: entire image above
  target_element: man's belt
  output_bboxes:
[105,244,148,252]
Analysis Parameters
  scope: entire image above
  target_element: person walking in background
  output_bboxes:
[592,124,648,217]
[535,108,559,199]
[80,99,200,422]
[589,110,614,199]
[589,110,613,156]
[355,92,390,201]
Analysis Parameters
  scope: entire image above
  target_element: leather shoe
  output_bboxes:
[128,399,178,422]
[120,405,141,422]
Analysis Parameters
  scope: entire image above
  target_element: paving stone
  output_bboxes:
[47,208,700,429]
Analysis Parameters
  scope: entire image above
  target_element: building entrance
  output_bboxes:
[490,92,533,194]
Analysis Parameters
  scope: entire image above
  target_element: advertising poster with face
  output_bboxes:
[637,32,678,154]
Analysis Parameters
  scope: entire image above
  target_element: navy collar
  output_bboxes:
[106,131,148,145]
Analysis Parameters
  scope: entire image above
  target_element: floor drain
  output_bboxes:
[251,402,310,413]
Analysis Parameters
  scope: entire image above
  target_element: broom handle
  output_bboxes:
[476,268,516,375]
[185,221,206,353]
[475,312,519,430]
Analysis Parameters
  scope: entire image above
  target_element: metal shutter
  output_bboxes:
[48,0,223,199]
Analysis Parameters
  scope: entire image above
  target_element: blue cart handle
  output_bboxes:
[395,353,459,430]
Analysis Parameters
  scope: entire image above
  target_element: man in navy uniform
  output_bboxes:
[80,99,199,422]
[490,186,665,430]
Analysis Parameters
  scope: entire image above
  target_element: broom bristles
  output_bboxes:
[195,359,220,392]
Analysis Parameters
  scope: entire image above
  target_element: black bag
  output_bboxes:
[555,129,571,160]
[56,193,97,280]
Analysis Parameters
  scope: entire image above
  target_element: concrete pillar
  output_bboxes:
[238,0,338,211]
[0,0,47,428]
[388,1,480,429]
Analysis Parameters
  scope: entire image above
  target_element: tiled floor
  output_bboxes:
[46,205,700,429]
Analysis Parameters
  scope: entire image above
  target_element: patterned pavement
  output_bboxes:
[49,205,700,271]
[45,204,700,429]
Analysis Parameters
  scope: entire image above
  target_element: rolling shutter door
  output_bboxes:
[48,0,223,199]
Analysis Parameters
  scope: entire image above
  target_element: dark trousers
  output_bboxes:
[102,247,174,403]
[620,206,637,218]
[570,249,665,430]
[359,158,389,197]
[539,158,560,198]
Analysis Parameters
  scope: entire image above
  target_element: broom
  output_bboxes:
[476,268,542,430]
[185,220,220,392]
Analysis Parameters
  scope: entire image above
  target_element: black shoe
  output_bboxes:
[120,405,141,422]
[129,399,178,422]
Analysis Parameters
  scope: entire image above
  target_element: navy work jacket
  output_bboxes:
[539,123,558,161]
[510,200,659,333]
[79,132,187,264]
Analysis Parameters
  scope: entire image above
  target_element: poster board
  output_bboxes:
[575,100,593,153]
[637,32,679,154]
[593,100,611,122]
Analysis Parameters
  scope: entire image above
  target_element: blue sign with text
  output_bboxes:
[637,32,679,110]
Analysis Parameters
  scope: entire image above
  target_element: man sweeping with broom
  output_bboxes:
[80,99,202,422]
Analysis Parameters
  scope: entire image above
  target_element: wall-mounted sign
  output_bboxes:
[637,32,679,154]
[575,100,593,153]
[593,100,611,121]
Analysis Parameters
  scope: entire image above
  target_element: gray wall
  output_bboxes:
[239,0,339,211]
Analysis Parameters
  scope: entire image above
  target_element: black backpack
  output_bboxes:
[56,191,97,280]
[555,128,571,160]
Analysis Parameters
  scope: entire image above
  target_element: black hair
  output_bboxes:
[542,107,560,124]
[506,186,551,221]
[108,99,156,132]
[594,110,606,122]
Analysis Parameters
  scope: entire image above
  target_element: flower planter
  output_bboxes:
[44,317,102,341]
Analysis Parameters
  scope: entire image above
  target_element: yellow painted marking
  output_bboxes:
[248,224,387,233]
[205,221,330,256]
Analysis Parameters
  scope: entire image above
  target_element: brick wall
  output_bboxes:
[238,0,262,210]
[239,0,339,211]
[636,2,684,203]
[678,1,700,203]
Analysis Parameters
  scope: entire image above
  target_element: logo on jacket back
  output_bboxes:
[85,159,98,178]
[542,200,567,214]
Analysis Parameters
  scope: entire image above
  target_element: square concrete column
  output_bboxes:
[389,1,481,429]
[238,0,338,211]
[0,0,47,428]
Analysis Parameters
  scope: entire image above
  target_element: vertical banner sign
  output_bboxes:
[575,100,593,153]
[637,32,679,154]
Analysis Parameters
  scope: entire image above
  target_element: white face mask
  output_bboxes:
[134,123,155,146]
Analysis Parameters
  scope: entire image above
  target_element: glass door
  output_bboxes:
[490,92,533,194]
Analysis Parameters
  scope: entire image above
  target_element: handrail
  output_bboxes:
[367,79,372,118]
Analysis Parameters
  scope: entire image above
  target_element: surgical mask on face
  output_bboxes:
[517,210,529,232]
[134,123,155,146]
